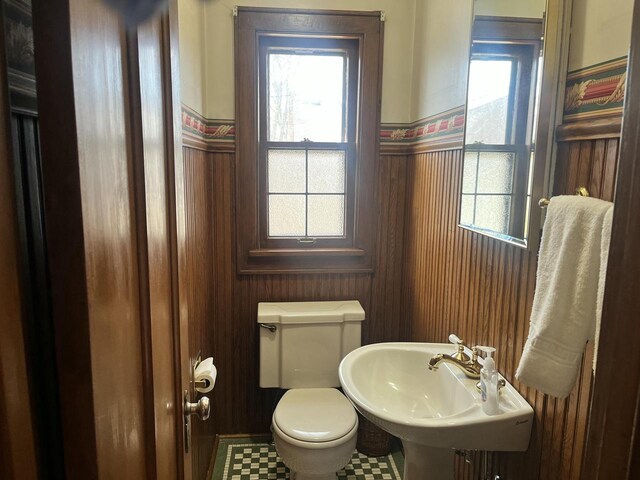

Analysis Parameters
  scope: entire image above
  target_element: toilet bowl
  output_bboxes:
[257,301,365,480]
[271,388,358,480]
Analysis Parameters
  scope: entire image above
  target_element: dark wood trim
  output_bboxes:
[123,28,159,480]
[582,0,640,477]
[379,137,464,155]
[473,15,544,42]
[249,247,365,257]
[234,8,383,274]
[181,134,209,151]
[556,116,622,141]
[182,135,235,153]
[379,144,410,155]
[236,6,381,17]
[412,139,464,153]
[161,3,193,478]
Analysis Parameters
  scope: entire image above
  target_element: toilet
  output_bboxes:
[258,300,365,480]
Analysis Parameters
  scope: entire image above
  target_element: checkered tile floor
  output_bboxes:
[211,437,403,480]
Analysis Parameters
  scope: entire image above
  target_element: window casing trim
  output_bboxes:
[234,7,383,274]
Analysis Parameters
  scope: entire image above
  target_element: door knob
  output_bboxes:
[185,395,210,421]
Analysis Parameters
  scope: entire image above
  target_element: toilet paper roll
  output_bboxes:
[195,357,217,393]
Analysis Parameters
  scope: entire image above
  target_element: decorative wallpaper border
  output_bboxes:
[183,57,628,151]
[564,56,627,122]
[379,106,465,153]
[182,106,235,151]
[181,104,465,154]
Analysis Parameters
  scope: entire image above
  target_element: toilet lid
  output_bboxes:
[273,388,357,443]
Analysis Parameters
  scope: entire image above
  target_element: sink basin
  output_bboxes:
[339,342,534,480]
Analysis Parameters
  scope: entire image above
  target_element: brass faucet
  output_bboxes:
[428,339,482,379]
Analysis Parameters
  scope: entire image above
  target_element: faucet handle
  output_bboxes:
[471,346,479,362]
[449,334,471,362]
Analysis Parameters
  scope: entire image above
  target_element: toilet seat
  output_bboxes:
[273,388,358,445]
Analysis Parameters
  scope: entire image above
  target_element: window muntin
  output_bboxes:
[461,149,516,235]
[266,148,346,237]
[259,36,358,247]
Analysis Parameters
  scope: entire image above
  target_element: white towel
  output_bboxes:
[515,196,613,398]
[593,207,614,371]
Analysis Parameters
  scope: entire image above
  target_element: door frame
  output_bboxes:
[582,0,640,476]
[160,2,194,477]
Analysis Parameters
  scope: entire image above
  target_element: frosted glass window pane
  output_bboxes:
[308,195,344,236]
[268,150,306,193]
[474,195,511,234]
[466,59,512,145]
[269,195,305,236]
[476,151,515,194]
[460,195,475,225]
[268,53,345,142]
[308,150,345,193]
[462,152,478,194]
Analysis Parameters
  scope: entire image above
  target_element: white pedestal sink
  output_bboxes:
[339,343,534,480]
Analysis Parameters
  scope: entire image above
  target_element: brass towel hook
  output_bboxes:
[539,187,590,208]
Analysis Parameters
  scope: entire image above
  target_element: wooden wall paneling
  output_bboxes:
[370,154,407,343]
[180,147,407,456]
[182,146,217,478]
[401,136,618,479]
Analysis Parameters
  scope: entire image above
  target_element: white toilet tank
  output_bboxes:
[258,301,365,388]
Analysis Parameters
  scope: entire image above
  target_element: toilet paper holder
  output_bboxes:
[192,352,210,390]
[194,379,209,389]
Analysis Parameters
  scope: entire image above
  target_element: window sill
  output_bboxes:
[239,248,372,274]
[248,248,365,258]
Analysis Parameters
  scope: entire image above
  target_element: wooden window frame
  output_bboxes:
[235,7,383,274]
[258,36,358,250]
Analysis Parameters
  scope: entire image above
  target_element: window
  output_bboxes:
[235,8,383,273]
[461,41,538,238]
[260,37,357,247]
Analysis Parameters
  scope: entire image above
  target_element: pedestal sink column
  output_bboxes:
[402,441,455,480]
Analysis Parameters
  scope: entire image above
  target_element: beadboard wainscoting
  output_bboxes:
[180,89,620,478]
[180,145,407,479]
[401,135,619,479]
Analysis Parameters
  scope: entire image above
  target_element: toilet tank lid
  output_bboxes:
[257,300,365,324]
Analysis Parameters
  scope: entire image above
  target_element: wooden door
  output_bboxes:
[30,0,194,478]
